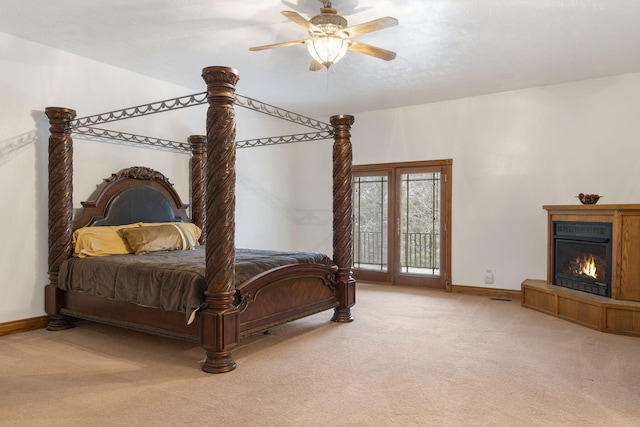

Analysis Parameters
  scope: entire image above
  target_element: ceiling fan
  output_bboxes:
[249,0,398,71]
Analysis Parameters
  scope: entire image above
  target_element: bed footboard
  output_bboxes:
[236,264,339,336]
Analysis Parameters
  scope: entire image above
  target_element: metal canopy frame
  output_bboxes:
[70,91,334,153]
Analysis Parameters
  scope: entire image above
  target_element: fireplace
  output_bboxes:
[552,221,611,297]
[521,204,640,337]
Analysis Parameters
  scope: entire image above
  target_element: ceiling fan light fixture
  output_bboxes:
[307,35,349,69]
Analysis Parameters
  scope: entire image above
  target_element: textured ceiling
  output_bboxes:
[2,0,640,118]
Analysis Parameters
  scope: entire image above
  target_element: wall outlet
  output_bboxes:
[484,269,494,284]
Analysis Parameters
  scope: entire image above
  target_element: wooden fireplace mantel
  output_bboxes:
[543,204,640,301]
[522,204,640,337]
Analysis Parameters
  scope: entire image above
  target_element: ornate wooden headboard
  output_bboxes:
[72,166,190,230]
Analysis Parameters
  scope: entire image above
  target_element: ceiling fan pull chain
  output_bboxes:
[326,67,330,90]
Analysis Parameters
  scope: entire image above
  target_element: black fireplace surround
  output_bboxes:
[552,221,612,297]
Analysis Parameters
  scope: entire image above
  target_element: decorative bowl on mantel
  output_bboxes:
[577,193,601,205]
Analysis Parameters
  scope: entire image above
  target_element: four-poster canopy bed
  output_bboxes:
[44,66,355,373]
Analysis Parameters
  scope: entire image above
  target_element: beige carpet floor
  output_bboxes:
[1,283,640,426]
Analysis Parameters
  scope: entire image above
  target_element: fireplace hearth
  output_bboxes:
[552,221,611,297]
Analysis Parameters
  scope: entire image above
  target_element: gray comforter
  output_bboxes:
[57,247,334,324]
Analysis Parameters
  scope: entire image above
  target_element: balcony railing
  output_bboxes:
[353,231,439,270]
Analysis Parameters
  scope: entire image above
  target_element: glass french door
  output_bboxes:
[352,160,451,288]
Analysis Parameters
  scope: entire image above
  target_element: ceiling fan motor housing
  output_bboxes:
[310,8,347,35]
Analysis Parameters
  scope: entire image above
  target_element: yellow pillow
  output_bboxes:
[119,223,202,255]
[72,223,141,258]
[146,222,202,248]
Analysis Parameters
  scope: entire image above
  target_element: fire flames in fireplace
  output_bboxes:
[561,249,605,281]
[571,254,597,279]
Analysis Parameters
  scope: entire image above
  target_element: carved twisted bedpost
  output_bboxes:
[200,66,240,373]
[188,135,206,245]
[44,107,76,330]
[330,115,356,323]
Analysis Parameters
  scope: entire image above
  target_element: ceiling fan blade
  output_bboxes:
[281,10,324,35]
[309,59,324,71]
[336,16,398,38]
[249,39,308,51]
[348,40,397,61]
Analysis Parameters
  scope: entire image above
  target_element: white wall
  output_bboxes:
[233,106,308,250]
[0,32,301,324]
[0,34,207,322]
[3,29,640,324]
[290,137,334,254]
[292,73,640,290]
[234,73,640,292]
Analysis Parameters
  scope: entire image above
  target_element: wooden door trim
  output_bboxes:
[353,159,452,289]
